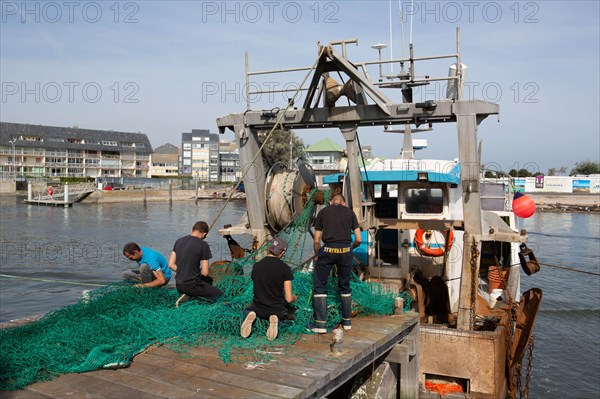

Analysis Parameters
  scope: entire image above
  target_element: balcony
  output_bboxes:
[100,160,120,168]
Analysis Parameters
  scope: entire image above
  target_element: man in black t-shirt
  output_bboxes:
[311,194,361,333]
[241,238,297,341]
[169,221,223,303]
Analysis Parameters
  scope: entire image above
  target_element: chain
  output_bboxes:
[507,299,518,398]
[469,237,479,330]
[515,364,523,397]
[520,334,535,398]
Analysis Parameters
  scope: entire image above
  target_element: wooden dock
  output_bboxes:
[24,183,95,207]
[3,313,419,398]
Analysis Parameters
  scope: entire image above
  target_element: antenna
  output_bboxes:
[409,0,414,45]
[399,0,405,60]
[388,0,393,74]
[371,43,388,81]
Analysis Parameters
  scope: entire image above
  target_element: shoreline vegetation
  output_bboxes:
[3,190,598,212]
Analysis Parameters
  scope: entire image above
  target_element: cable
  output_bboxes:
[538,262,600,276]
[0,273,106,287]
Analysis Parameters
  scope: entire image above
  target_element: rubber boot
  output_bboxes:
[341,294,352,330]
[311,294,327,333]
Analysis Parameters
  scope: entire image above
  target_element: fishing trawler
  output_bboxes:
[216,28,543,398]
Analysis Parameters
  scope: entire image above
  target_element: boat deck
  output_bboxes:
[3,313,419,399]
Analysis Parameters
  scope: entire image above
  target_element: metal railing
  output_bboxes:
[244,27,464,110]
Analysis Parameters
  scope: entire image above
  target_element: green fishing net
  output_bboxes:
[0,189,409,391]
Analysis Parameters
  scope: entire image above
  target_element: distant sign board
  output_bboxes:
[535,174,544,188]
[572,179,590,193]
[514,178,526,193]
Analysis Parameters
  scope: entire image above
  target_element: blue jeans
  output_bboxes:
[122,263,169,284]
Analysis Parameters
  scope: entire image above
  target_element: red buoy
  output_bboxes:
[512,192,536,218]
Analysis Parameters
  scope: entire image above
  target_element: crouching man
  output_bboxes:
[241,238,297,341]
[122,243,171,287]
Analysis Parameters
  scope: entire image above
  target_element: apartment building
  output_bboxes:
[0,122,152,178]
[218,140,241,182]
[150,143,179,177]
[180,129,220,181]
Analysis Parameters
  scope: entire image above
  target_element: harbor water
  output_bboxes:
[0,197,598,398]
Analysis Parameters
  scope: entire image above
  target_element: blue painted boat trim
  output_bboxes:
[323,165,461,185]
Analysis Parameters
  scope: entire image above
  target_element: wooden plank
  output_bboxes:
[105,355,220,398]
[161,348,317,390]
[108,359,223,399]
[90,368,196,398]
[25,372,163,399]
[0,314,43,329]
[0,390,53,399]
[140,352,300,398]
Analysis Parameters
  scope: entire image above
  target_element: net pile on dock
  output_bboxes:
[0,189,408,391]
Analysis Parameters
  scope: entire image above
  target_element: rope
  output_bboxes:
[538,262,600,276]
[208,46,326,233]
[0,273,106,287]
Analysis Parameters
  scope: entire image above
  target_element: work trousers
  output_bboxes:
[313,247,353,295]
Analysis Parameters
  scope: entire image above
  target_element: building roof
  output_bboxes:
[182,129,219,142]
[154,143,179,154]
[305,138,344,153]
[220,153,239,160]
[0,122,153,153]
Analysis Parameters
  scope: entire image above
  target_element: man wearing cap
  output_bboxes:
[311,194,361,333]
[240,238,297,341]
[122,243,171,288]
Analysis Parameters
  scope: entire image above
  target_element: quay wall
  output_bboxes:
[81,188,245,203]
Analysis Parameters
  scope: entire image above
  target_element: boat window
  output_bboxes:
[405,188,443,213]
[373,184,398,198]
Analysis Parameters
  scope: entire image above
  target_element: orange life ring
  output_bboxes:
[48,186,53,196]
[414,229,454,257]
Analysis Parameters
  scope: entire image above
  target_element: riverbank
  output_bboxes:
[3,190,598,211]
[80,188,245,204]
[529,193,600,213]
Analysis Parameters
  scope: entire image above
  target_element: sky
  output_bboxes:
[1,0,599,174]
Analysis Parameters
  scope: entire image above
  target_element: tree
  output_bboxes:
[547,166,568,176]
[508,168,534,177]
[570,160,600,176]
[257,129,305,168]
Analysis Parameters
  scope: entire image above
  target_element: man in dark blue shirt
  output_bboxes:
[311,194,361,333]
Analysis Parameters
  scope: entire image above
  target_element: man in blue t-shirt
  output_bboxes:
[122,242,171,288]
